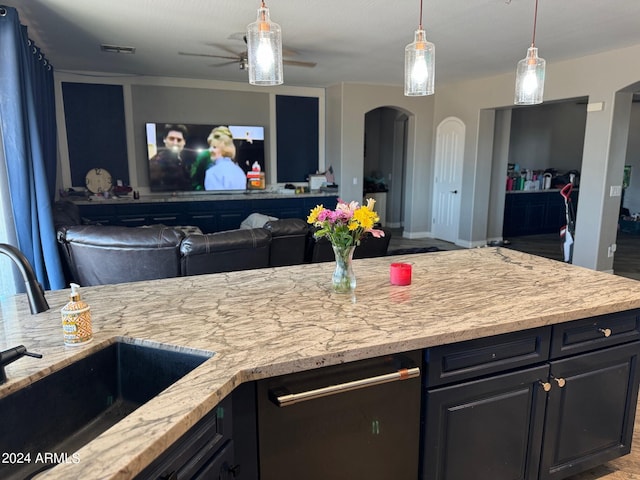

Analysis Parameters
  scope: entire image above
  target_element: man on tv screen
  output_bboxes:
[148,124,192,191]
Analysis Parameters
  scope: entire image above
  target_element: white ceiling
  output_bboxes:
[4,0,640,88]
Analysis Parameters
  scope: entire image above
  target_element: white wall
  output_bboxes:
[509,101,587,172]
[434,43,640,271]
[327,83,434,236]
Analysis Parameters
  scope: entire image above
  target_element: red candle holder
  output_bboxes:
[390,262,412,286]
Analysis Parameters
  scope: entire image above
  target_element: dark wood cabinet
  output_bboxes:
[135,395,234,480]
[503,190,578,237]
[135,383,258,480]
[423,364,549,480]
[422,327,552,480]
[422,310,640,480]
[77,195,337,233]
[540,342,640,480]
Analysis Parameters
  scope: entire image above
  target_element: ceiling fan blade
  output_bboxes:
[210,60,239,68]
[203,43,245,57]
[283,59,317,68]
[179,51,239,61]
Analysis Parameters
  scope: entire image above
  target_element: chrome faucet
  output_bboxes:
[0,345,43,384]
[0,243,49,314]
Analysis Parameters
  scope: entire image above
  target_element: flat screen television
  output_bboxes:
[145,123,265,192]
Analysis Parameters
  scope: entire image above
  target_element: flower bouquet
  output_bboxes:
[307,198,385,293]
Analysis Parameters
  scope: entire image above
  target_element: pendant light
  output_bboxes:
[514,0,545,105]
[404,0,435,96]
[247,1,283,86]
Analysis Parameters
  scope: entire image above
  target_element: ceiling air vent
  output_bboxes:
[100,44,136,54]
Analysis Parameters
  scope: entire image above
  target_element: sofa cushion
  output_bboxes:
[57,225,185,286]
[180,228,271,275]
[353,228,392,259]
[263,218,309,267]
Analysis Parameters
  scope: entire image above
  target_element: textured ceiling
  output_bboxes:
[4,0,640,88]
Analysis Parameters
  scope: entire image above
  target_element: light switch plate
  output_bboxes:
[610,185,622,197]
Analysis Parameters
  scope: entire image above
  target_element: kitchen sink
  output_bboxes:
[0,339,213,480]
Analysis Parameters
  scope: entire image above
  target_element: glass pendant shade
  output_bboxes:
[247,3,283,86]
[514,47,545,105]
[405,29,435,96]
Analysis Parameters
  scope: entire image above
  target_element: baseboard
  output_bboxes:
[403,231,432,239]
[455,239,487,249]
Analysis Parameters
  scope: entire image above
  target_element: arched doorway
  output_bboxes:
[364,107,408,230]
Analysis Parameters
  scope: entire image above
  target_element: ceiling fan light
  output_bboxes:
[247,2,283,86]
[405,29,435,96]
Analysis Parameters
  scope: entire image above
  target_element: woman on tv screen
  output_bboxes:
[201,127,247,191]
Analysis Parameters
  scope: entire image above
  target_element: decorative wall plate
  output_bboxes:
[85,168,113,193]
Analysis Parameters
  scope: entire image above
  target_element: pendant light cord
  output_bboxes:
[531,0,539,47]
[419,0,423,29]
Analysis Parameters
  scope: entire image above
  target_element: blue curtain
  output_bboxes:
[0,6,65,291]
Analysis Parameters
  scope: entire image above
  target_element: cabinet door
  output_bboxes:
[539,341,640,480]
[421,364,549,480]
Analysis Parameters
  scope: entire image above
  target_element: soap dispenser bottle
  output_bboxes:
[61,283,93,346]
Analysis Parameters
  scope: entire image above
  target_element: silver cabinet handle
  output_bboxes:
[273,367,420,407]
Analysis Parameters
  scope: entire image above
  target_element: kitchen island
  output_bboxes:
[1,247,640,479]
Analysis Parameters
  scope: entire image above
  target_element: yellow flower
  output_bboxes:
[307,204,324,224]
[353,207,377,230]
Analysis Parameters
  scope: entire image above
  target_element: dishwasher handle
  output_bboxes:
[271,367,421,407]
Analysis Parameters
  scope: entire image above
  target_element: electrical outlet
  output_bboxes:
[353,177,358,185]
[608,244,617,258]
[610,185,622,197]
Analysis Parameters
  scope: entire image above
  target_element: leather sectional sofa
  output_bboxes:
[56,218,391,287]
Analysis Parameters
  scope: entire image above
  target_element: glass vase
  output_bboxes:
[331,244,356,293]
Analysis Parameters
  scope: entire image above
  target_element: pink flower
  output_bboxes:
[367,228,385,238]
[317,209,331,222]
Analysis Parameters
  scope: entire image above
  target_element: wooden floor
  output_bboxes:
[503,232,640,282]
[387,229,640,477]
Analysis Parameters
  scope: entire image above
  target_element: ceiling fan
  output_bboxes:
[178,36,316,70]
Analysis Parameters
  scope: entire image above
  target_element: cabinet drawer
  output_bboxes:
[550,309,640,359]
[135,395,232,479]
[425,326,551,387]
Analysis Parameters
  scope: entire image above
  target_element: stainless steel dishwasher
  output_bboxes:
[256,351,422,480]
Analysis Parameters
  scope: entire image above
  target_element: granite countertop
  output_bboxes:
[70,190,338,205]
[2,248,640,479]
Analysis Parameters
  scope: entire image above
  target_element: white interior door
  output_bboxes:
[432,117,465,243]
